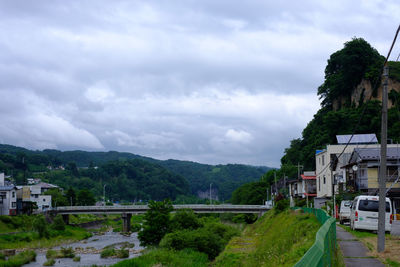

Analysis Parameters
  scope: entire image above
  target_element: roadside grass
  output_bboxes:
[213,209,320,267]
[112,248,209,267]
[339,224,400,265]
[0,225,91,249]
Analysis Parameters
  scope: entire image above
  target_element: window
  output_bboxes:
[318,177,321,191]
[11,202,16,208]
[12,192,15,198]
[43,199,46,202]
[358,200,390,212]
[323,175,326,184]
[322,155,325,166]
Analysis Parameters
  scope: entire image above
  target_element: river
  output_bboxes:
[23,231,144,267]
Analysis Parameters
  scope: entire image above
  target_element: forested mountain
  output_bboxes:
[0,144,269,201]
[158,160,270,201]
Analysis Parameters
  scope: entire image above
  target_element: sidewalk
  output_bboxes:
[336,225,384,267]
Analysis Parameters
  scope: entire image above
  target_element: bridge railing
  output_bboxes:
[293,207,337,267]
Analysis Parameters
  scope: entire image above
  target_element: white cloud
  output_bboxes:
[225,129,253,143]
[0,0,398,166]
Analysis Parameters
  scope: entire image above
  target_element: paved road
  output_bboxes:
[336,225,384,267]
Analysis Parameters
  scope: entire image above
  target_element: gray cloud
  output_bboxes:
[0,0,399,167]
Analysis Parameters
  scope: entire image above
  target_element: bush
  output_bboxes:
[46,249,57,259]
[170,209,202,231]
[116,249,129,258]
[275,199,290,214]
[51,215,65,231]
[73,256,80,262]
[131,223,141,232]
[43,259,55,266]
[100,248,115,258]
[0,250,36,267]
[60,247,75,258]
[33,215,49,239]
[160,228,222,260]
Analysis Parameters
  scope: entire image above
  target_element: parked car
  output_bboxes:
[350,195,393,232]
[339,200,352,225]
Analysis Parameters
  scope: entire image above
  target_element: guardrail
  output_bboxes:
[53,204,270,214]
[293,207,337,267]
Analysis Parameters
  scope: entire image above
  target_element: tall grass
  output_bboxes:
[113,248,208,267]
[0,250,36,267]
[213,210,320,267]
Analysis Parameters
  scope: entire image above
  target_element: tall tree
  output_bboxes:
[138,199,173,246]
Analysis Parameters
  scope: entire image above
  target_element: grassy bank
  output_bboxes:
[0,215,91,249]
[213,209,320,267]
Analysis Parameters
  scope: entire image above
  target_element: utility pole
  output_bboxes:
[378,64,389,252]
[209,183,212,205]
[274,171,277,196]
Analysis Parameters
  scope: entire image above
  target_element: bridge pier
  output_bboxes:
[122,213,132,233]
[62,214,69,225]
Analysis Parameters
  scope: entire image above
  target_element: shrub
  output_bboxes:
[161,228,223,260]
[33,215,49,239]
[116,249,129,258]
[73,256,81,262]
[60,247,75,258]
[170,209,202,231]
[131,223,141,232]
[46,249,57,259]
[51,215,66,231]
[275,199,289,214]
[100,248,115,258]
[43,258,55,266]
[0,250,37,267]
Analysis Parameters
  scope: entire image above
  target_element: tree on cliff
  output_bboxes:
[317,38,384,109]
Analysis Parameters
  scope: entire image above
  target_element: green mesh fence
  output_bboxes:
[293,207,337,267]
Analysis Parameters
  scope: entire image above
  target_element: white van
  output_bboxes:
[350,195,393,232]
[339,200,352,224]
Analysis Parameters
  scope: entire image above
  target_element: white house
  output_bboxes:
[314,134,399,207]
[0,173,17,215]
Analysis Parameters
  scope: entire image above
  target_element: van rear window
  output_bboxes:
[358,200,390,212]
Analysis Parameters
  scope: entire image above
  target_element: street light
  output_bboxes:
[209,183,212,205]
[103,184,107,206]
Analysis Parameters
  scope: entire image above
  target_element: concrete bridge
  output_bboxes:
[53,204,271,232]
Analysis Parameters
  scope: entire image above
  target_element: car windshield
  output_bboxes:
[358,200,390,212]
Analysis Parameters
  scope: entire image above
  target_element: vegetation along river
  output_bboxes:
[23,231,143,267]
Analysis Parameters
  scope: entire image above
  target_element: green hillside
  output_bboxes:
[0,144,270,202]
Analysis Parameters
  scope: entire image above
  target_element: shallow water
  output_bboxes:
[23,231,143,267]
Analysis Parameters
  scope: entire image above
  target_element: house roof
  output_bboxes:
[0,186,16,191]
[354,147,400,161]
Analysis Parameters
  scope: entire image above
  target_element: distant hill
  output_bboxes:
[0,144,271,201]
[158,160,270,201]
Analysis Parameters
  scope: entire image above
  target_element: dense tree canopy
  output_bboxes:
[317,38,384,108]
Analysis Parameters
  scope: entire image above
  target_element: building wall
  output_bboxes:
[367,168,400,189]
[316,144,385,198]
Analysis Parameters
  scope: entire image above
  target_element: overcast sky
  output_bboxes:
[0,1,399,167]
